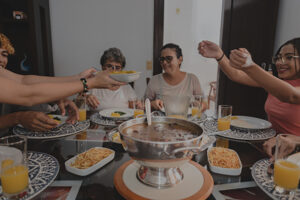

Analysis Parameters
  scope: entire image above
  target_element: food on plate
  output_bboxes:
[110,70,136,74]
[112,132,121,143]
[231,116,238,120]
[208,147,241,169]
[111,112,120,117]
[110,111,126,117]
[70,148,113,169]
[48,114,61,124]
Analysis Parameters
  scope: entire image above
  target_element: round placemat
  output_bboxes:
[114,160,213,200]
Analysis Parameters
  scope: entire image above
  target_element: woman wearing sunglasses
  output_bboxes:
[198,38,300,155]
[145,43,203,110]
[85,47,137,111]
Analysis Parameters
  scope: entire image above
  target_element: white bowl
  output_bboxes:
[109,71,141,82]
[65,147,115,176]
[207,147,242,176]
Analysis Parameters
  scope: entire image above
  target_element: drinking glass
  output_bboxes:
[76,94,87,121]
[134,97,145,118]
[129,97,145,118]
[0,135,28,199]
[191,95,203,119]
[217,105,232,131]
[163,95,191,119]
[273,134,300,198]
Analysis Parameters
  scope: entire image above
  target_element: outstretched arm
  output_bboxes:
[198,40,259,87]
[230,49,300,104]
[0,71,124,106]
[0,67,97,84]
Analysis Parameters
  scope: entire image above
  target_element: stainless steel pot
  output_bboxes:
[118,117,215,188]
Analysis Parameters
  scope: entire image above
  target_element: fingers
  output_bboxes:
[157,100,164,110]
[87,95,100,109]
[57,100,66,116]
[263,137,276,157]
[65,100,79,121]
[21,112,58,132]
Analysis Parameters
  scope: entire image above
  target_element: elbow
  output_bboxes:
[287,94,300,104]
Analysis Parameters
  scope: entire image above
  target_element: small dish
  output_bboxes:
[109,71,141,82]
[108,128,122,144]
[207,147,242,176]
[65,147,115,176]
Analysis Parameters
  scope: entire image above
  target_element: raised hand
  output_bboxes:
[89,71,125,89]
[229,48,254,69]
[198,40,223,59]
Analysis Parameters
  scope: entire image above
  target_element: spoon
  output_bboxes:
[145,98,151,126]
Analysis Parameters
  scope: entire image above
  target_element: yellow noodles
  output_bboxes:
[71,148,112,169]
[208,147,240,169]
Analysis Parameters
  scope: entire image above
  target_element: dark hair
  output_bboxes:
[100,47,126,67]
[272,37,300,77]
[160,43,183,59]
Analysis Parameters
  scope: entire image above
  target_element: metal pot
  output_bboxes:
[118,117,214,188]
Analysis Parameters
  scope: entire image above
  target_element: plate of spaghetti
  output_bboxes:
[65,147,115,176]
[207,147,242,176]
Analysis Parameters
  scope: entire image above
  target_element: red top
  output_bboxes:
[265,79,300,136]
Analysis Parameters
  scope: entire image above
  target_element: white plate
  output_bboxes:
[230,116,272,130]
[65,147,115,176]
[109,71,141,82]
[99,108,134,120]
[207,147,242,176]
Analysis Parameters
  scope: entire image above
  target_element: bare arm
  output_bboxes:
[0,71,124,106]
[230,49,300,104]
[198,40,259,87]
[0,67,96,84]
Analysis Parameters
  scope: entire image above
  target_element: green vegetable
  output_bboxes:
[114,111,126,116]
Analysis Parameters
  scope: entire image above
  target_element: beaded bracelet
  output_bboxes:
[80,78,89,93]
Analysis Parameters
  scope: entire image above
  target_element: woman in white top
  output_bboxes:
[87,48,137,111]
[145,43,203,110]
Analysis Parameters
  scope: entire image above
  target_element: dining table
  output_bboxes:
[23,112,273,200]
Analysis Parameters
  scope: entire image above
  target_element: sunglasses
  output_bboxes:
[103,64,122,71]
[159,56,173,63]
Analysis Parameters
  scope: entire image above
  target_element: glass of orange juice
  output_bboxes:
[130,97,145,118]
[273,134,300,197]
[217,105,232,131]
[191,95,203,119]
[76,95,87,121]
[0,135,28,199]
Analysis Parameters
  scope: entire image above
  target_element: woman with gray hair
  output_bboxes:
[86,48,137,110]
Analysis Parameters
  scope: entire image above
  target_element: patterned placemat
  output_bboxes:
[252,159,300,200]
[13,120,90,139]
[0,151,59,200]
